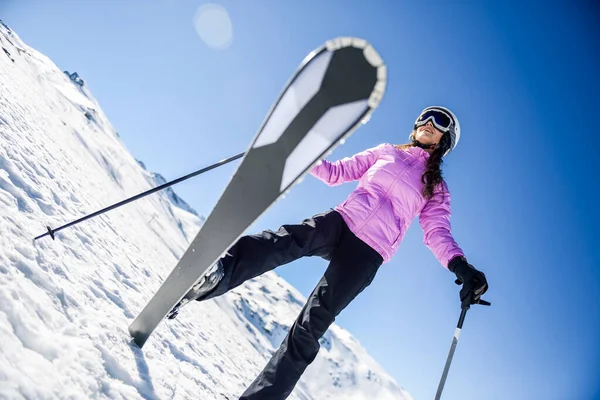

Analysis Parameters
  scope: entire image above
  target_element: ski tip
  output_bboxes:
[324,36,387,110]
[325,36,385,68]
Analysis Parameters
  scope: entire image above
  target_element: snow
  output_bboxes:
[0,20,413,400]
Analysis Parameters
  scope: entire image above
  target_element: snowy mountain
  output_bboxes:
[0,20,413,400]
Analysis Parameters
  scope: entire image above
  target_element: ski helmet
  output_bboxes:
[410,106,461,157]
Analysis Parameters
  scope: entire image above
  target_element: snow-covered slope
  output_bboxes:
[0,20,413,400]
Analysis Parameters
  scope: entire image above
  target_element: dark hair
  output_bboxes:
[397,130,450,200]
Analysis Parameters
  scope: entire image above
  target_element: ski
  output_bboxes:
[128,36,387,348]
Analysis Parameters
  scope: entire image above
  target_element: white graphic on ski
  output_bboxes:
[128,36,387,348]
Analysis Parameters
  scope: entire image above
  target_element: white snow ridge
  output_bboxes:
[0,20,413,400]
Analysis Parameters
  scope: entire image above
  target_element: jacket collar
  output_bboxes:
[400,145,430,160]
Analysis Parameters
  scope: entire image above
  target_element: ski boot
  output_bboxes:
[166,261,225,320]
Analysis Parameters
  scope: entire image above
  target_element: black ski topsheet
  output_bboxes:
[128,37,387,348]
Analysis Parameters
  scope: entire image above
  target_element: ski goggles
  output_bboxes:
[415,109,453,133]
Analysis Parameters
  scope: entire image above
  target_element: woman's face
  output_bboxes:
[414,120,444,145]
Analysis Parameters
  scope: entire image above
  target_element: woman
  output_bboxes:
[169,106,489,399]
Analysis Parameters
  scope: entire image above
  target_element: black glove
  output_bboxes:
[448,256,488,310]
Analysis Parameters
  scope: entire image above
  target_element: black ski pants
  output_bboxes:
[200,209,383,400]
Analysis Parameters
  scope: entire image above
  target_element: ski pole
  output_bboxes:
[434,299,490,400]
[34,152,245,241]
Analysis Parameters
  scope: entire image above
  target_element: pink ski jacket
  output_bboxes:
[310,143,464,267]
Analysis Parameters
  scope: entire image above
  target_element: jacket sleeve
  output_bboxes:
[419,182,465,269]
[309,144,383,186]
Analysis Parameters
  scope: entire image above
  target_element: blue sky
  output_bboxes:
[2,1,599,399]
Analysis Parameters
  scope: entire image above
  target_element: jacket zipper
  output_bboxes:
[355,155,420,235]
